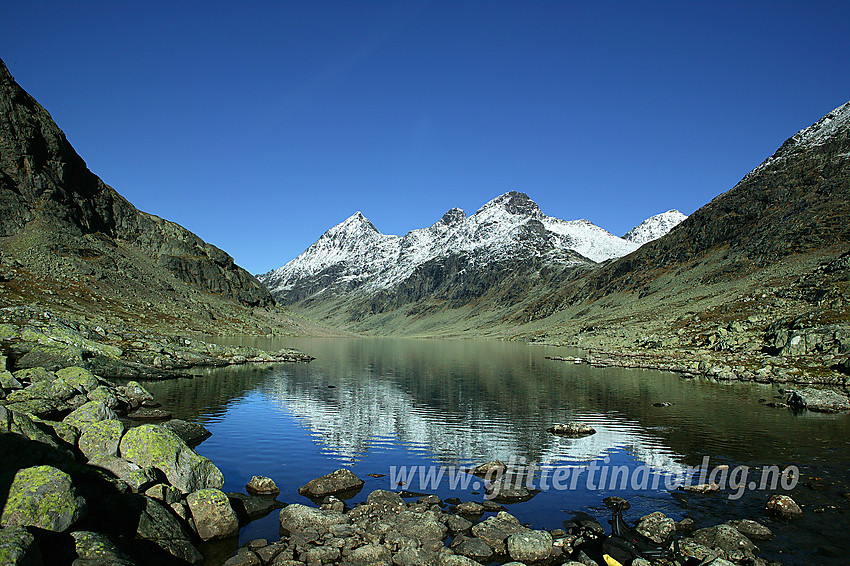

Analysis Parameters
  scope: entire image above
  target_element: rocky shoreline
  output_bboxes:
[1,357,803,566]
[0,306,314,383]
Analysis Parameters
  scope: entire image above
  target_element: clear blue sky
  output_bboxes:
[2,1,849,274]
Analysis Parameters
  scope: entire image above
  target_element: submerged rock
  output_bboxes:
[765,494,803,518]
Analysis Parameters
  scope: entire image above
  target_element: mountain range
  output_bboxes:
[260,193,686,307]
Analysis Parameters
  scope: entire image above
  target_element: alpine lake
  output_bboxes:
[142,337,850,565]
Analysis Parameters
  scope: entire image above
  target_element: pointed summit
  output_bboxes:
[623,210,688,245]
[477,191,542,218]
[325,211,380,238]
[440,207,466,225]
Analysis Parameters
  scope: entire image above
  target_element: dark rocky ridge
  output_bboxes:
[0,57,272,309]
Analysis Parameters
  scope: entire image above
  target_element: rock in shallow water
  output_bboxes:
[187,488,240,541]
[298,468,364,499]
[765,494,803,518]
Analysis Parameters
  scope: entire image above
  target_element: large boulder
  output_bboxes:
[636,511,676,544]
[54,367,99,394]
[0,526,42,566]
[63,401,117,429]
[134,495,203,564]
[0,465,86,532]
[119,424,223,493]
[298,469,364,498]
[78,419,125,460]
[787,388,850,413]
[186,489,239,541]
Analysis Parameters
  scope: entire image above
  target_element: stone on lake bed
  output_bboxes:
[298,468,364,498]
[246,475,280,495]
[469,460,507,478]
[546,422,596,437]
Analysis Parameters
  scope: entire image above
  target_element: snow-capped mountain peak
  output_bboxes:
[259,192,679,302]
[622,209,688,245]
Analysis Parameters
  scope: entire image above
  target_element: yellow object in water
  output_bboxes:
[603,554,626,566]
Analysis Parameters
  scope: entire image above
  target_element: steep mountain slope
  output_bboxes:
[623,210,688,245]
[0,57,321,340]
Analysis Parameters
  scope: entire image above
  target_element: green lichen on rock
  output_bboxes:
[0,465,86,532]
[0,525,42,565]
[78,418,125,461]
[54,367,99,394]
[86,385,118,408]
[63,401,117,429]
[0,323,18,340]
[119,424,223,494]
[11,367,54,384]
[0,370,22,390]
[186,488,239,541]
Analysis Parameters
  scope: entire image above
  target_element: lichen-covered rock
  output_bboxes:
[727,519,774,540]
[348,543,392,566]
[124,381,154,405]
[63,401,117,429]
[186,488,239,541]
[0,465,86,532]
[119,424,223,493]
[298,468,364,498]
[71,530,134,565]
[507,530,553,562]
[54,367,100,394]
[0,526,42,566]
[12,368,54,384]
[86,385,119,409]
[78,418,125,461]
[0,370,22,390]
[134,496,202,564]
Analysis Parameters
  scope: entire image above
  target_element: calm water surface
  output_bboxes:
[143,338,850,564]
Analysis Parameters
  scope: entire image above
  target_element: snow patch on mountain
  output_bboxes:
[622,209,688,245]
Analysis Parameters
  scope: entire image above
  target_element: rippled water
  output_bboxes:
[144,338,850,564]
